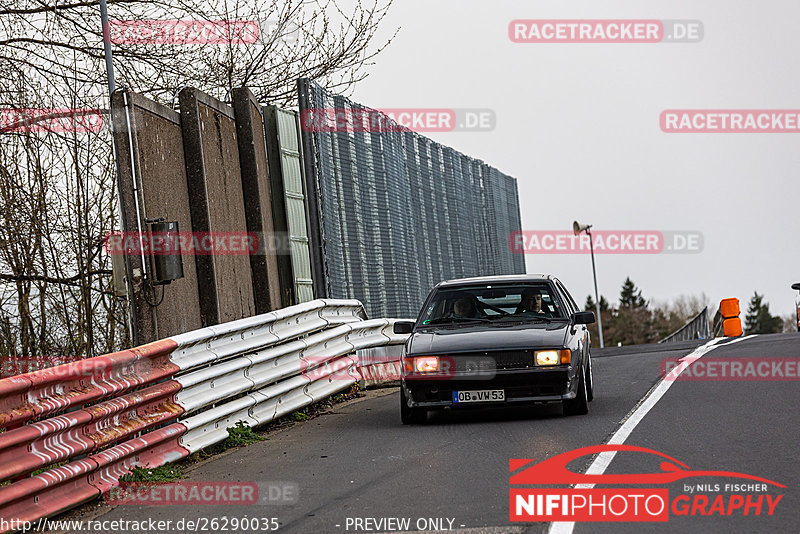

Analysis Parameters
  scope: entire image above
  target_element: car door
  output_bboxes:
[553,279,589,362]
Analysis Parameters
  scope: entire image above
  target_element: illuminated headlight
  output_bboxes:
[409,356,439,373]
[535,350,571,366]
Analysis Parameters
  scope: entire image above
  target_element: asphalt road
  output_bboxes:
[83,333,799,534]
[574,333,799,534]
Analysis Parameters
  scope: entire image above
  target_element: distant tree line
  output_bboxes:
[583,277,705,347]
[583,278,788,348]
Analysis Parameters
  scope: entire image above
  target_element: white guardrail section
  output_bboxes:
[169,300,410,453]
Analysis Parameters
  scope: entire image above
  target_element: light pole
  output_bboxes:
[99,1,139,344]
[573,221,604,348]
[99,0,115,94]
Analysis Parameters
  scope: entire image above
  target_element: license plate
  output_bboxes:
[452,389,505,403]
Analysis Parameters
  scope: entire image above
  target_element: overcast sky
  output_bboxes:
[336,0,799,319]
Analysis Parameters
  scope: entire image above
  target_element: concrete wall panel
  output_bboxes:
[180,88,255,325]
[232,88,283,313]
[110,90,202,344]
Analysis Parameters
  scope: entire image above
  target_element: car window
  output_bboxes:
[419,283,567,325]
[554,279,578,314]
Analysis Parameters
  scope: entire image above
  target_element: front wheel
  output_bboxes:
[400,386,426,424]
[563,364,589,416]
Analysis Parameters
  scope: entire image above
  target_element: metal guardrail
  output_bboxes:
[659,307,710,343]
[356,346,403,387]
[0,299,410,529]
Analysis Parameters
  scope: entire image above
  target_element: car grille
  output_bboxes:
[451,350,534,371]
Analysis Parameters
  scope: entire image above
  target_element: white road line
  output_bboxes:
[548,335,756,534]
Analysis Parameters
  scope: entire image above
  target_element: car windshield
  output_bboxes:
[419,283,566,326]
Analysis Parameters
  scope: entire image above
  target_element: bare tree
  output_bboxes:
[0,76,122,367]
[0,0,396,369]
[1,0,396,106]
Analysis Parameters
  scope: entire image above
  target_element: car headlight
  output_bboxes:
[404,356,439,373]
[415,356,439,372]
[535,349,571,366]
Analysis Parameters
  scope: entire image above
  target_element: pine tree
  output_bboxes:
[614,278,650,345]
[744,292,782,334]
[585,295,609,311]
[619,277,646,309]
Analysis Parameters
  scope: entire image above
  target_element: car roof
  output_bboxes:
[436,274,557,289]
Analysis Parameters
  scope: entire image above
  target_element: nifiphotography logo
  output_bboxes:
[509,445,785,522]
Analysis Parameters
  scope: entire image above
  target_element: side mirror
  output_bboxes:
[572,311,596,325]
[393,320,415,335]
[792,283,800,291]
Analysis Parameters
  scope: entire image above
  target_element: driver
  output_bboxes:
[517,288,546,315]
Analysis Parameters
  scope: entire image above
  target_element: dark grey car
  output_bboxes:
[394,274,596,424]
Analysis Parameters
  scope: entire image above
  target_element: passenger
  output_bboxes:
[517,289,546,315]
[451,297,480,319]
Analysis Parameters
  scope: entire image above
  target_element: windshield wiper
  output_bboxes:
[495,316,554,324]
[425,317,492,325]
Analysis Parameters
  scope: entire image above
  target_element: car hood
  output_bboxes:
[408,322,569,355]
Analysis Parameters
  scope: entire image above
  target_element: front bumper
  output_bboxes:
[402,367,576,409]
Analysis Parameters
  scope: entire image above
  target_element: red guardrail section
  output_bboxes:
[0,381,183,481]
[0,339,188,529]
[88,424,189,495]
[0,340,179,427]
[0,425,189,524]
[0,457,99,525]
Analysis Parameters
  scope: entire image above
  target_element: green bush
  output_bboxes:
[223,421,266,448]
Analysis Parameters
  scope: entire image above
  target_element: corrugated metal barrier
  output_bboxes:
[297,80,526,319]
[0,300,410,529]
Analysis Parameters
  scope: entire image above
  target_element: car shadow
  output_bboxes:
[422,401,564,425]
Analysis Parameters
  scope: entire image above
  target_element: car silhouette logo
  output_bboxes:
[510,444,785,487]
